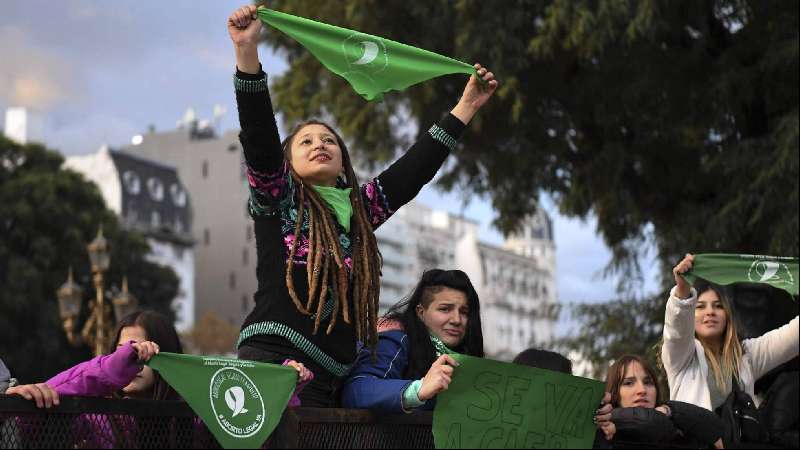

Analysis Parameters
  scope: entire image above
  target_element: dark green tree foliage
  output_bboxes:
[261,0,797,270]
[261,0,798,373]
[0,136,179,382]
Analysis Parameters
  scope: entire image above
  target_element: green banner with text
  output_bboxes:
[148,353,297,449]
[433,354,605,449]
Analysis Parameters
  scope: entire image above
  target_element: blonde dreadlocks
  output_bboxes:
[282,120,382,350]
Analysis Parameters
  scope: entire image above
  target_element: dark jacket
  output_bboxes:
[594,401,724,448]
[341,330,434,414]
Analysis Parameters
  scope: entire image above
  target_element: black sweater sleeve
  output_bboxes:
[610,407,681,442]
[235,68,283,173]
[373,113,466,212]
[666,401,725,446]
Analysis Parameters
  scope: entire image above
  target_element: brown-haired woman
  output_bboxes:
[595,355,725,448]
[227,5,498,407]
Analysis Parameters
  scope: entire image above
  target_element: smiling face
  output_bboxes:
[695,289,728,343]
[416,287,469,348]
[288,124,344,187]
[117,325,155,398]
[618,360,657,408]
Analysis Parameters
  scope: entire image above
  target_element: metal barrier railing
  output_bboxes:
[0,395,433,449]
[0,395,695,449]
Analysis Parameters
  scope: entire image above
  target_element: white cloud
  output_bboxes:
[0,25,85,109]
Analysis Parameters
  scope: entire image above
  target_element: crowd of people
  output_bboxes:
[1,5,798,449]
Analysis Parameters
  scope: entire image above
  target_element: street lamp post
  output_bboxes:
[56,226,138,356]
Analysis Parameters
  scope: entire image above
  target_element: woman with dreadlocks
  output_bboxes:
[228,5,498,407]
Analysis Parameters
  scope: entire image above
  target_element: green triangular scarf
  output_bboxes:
[147,353,297,449]
[257,7,476,101]
[681,253,799,297]
[313,185,352,232]
[430,333,457,356]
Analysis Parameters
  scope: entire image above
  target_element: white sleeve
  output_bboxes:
[661,286,699,376]
[743,315,799,381]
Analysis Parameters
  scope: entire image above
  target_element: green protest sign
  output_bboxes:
[433,354,604,449]
[682,254,798,297]
[148,353,297,449]
[257,8,476,101]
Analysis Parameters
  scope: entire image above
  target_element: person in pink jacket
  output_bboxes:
[7,310,313,447]
[8,310,312,407]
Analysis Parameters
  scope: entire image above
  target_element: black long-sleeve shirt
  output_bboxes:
[233,69,466,377]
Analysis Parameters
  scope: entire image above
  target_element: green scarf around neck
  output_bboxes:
[312,185,353,232]
[430,333,457,356]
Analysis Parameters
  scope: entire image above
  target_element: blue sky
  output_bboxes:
[1,1,661,333]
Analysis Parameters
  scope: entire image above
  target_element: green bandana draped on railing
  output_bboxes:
[257,7,476,101]
[312,185,352,232]
[682,253,799,297]
[147,353,297,449]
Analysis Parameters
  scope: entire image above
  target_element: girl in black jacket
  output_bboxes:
[596,355,725,449]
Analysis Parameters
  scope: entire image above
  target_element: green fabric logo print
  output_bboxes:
[210,367,265,439]
[342,33,388,73]
[341,33,388,96]
[748,259,795,287]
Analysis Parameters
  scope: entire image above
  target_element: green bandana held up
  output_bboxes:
[682,253,799,297]
[256,7,476,101]
[313,185,353,232]
[147,353,297,449]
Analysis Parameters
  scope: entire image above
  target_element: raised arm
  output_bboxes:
[661,254,699,377]
[363,66,498,228]
[228,5,262,75]
[229,5,289,212]
[743,315,799,381]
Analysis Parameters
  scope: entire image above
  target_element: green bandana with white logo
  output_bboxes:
[313,185,353,232]
[256,8,477,101]
[682,253,799,297]
[148,353,297,449]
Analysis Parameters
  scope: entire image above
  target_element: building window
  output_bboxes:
[204,228,210,245]
[151,211,161,228]
[243,248,249,266]
[147,178,164,201]
[202,160,209,178]
[246,225,253,242]
[170,183,187,207]
[229,272,236,290]
[241,294,249,313]
[173,246,185,261]
[174,218,184,233]
[122,171,141,195]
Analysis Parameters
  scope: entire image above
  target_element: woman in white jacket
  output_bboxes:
[662,253,799,412]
